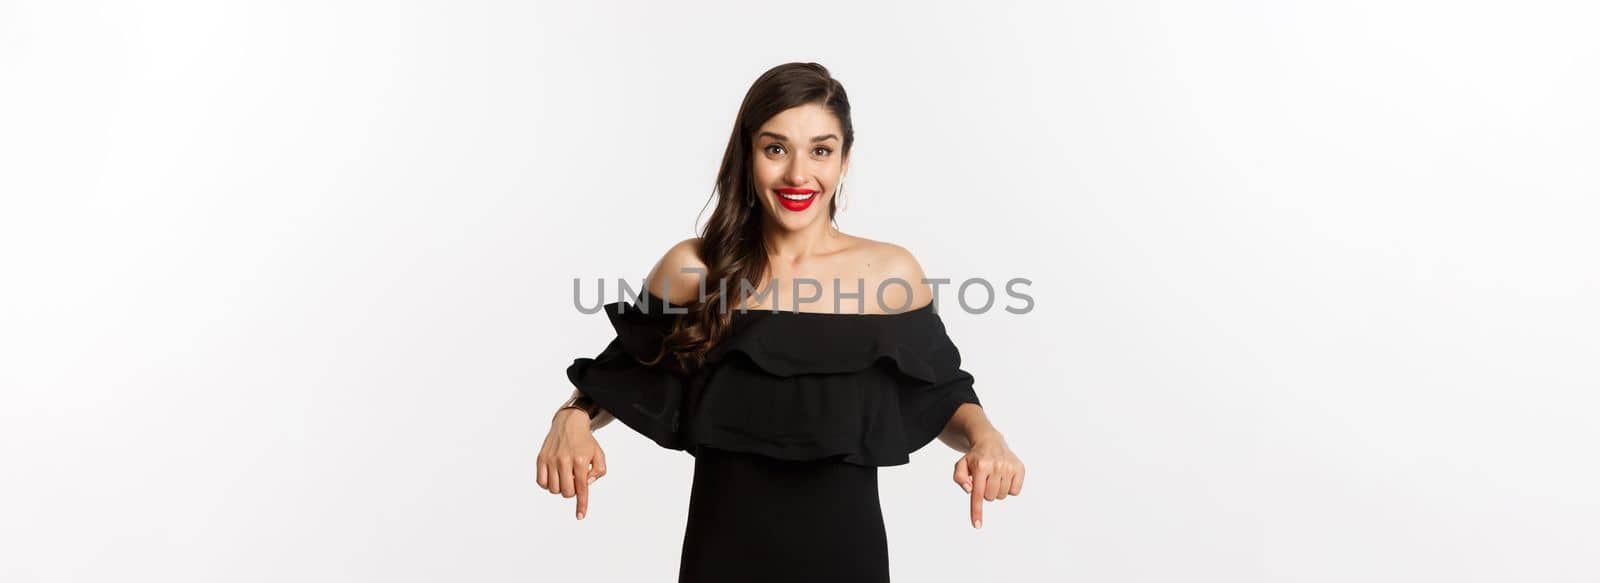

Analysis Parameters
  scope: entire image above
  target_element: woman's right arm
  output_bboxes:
[539,388,610,521]
[539,236,704,519]
[554,388,616,432]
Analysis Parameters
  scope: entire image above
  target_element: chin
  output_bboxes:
[769,215,808,232]
[769,205,826,231]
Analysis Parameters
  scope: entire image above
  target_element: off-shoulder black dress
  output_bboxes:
[566,290,982,583]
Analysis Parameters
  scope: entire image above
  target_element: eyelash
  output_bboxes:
[765,144,833,157]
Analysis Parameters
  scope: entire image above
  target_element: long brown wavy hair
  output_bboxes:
[646,62,855,373]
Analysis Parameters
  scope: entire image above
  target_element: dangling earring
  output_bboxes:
[836,179,847,212]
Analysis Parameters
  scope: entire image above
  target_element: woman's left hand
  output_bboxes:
[953,432,1024,529]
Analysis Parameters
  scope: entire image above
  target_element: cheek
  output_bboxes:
[819,169,839,189]
[751,160,779,184]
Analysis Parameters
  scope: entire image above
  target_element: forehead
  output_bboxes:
[756,103,840,137]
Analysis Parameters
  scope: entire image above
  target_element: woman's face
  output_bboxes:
[751,103,850,232]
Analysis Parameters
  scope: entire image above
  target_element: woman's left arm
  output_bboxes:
[938,402,997,452]
[939,403,1025,529]
[879,244,1025,528]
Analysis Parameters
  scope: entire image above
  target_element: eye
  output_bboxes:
[812,146,833,157]
[764,144,785,156]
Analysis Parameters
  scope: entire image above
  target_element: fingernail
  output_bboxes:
[975,520,982,529]
[587,476,596,485]
[578,512,585,520]
[962,484,971,493]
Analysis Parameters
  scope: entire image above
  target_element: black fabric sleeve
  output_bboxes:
[899,316,983,455]
[563,291,690,450]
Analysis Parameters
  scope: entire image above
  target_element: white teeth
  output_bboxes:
[778,192,815,201]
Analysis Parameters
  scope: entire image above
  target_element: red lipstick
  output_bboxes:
[775,187,819,212]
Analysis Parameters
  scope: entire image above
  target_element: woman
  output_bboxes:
[536,62,1025,582]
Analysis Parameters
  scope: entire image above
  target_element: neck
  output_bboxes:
[761,217,840,263]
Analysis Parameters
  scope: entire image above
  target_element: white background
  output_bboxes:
[3,1,1597,581]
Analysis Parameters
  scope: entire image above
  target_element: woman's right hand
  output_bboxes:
[537,408,608,520]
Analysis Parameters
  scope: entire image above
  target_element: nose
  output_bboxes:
[785,156,809,186]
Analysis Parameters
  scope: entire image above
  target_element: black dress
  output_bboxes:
[565,290,982,583]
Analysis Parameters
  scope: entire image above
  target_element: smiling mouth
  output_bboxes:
[774,189,819,211]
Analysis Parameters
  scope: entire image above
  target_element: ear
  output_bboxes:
[841,150,851,178]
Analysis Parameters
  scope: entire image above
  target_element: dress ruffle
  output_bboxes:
[565,290,982,467]
[564,292,691,451]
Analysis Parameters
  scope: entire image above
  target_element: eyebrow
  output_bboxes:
[758,131,839,143]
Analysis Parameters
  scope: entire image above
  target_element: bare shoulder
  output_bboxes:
[856,238,934,312]
[645,236,706,305]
